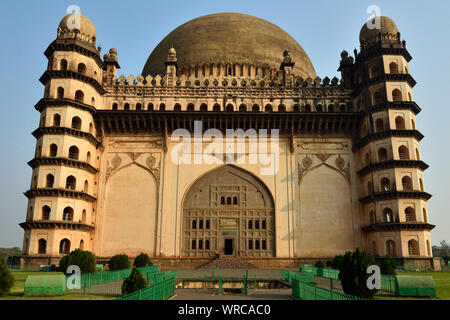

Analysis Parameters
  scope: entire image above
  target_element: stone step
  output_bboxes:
[197,258,259,270]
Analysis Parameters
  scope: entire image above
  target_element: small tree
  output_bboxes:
[338,248,378,299]
[109,254,130,271]
[314,260,324,268]
[59,249,96,274]
[133,253,152,268]
[0,256,14,296]
[121,267,147,295]
[379,258,397,275]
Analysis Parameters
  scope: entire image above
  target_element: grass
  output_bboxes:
[374,271,450,300]
[0,272,116,300]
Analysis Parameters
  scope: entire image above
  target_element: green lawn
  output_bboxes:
[0,272,116,300]
[374,271,450,300]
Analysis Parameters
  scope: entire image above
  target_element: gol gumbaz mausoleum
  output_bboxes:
[18,12,440,269]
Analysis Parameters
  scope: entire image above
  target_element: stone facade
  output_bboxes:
[20,13,437,268]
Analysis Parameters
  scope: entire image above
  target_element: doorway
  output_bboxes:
[224,238,233,255]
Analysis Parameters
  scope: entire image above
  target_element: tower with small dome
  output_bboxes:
[19,12,439,270]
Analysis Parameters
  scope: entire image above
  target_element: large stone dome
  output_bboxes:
[142,12,316,79]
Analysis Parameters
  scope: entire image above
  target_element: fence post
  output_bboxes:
[254,274,257,289]
[204,275,207,289]
[219,276,222,295]
[243,276,247,295]
[212,268,215,280]
[330,278,333,291]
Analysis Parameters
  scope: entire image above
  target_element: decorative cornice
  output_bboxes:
[28,157,98,174]
[359,101,421,116]
[24,188,96,202]
[359,190,432,204]
[362,222,435,233]
[19,220,95,232]
[354,129,424,150]
[357,160,429,176]
[44,39,104,69]
[35,98,97,115]
[39,70,105,95]
[32,126,102,147]
[354,74,416,96]
[355,45,412,64]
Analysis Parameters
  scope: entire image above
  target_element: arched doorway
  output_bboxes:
[182,165,275,257]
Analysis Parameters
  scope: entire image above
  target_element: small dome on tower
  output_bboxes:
[359,16,398,44]
[58,13,97,44]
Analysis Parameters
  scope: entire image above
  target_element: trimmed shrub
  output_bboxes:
[338,248,377,299]
[121,267,146,295]
[314,260,324,268]
[133,253,152,268]
[59,249,96,274]
[331,255,344,270]
[0,256,14,296]
[109,254,130,271]
[379,258,397,275]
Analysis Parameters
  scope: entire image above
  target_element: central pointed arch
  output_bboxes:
[182,165,275,257]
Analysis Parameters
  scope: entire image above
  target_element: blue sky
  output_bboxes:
[0,0,449,247]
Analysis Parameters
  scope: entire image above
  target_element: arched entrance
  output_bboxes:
[182,165,275,257]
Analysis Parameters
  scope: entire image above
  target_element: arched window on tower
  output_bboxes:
[65,176,76,190]
[402,176,413,191]
[173,103,182,111]
[199,219,203,229]
[389,62,399,74]
[369,210,376,224]
[60,59,68,71]
[226,196,232,205]
[124,103,130,110]
[226,104,234,112]
[41,206,51,220]
[63,207,74,221]
[239,104,247,112]
[419,178,424,192]
[395,116,406,129]
[375,118,384,132]
[248,220,253,229]
[82,209,87,224]
[38,239,47,254]
[53,114,61,127]
[75,90,84,103]
[405,207,416,222]
[398,145,410,160]
[86,151,91,163]
[378,148,388,162]
[369,65,380,78]
[192,220,197,229]
[392,89,402,102]
[71,116,82,130]
[255,220,260,230]
[148,103,154,111]
[77,63,87,75]
[213,104,221,112]
[265,104,273,112]
[57,87,64,99]
[252,104,260,112]
[84,180,89,193]
[293,104,300,112]
[373,90,382,105]
[248,239,253,250]
[408,239,419,256]
[68,146,79,160]
[112,103,118,110]
[278,104,286,112]
[159,103,166,111]
[49,144,58,157]
[45,174,54,188]
[384,208,394,223]
[80,240,84,250]
[380,177,391,191]
[59,239,71,254]
[386,240,396,256]
[187,103,195,111]
[136,103,142,110]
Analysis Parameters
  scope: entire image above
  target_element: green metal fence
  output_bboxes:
[117,270,178,300]
[299,265,340,279]
[380,274,397,294]
[282,270,314,283]
[291,278,363,300]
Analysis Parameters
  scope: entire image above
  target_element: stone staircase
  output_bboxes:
[197,257,259,270]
